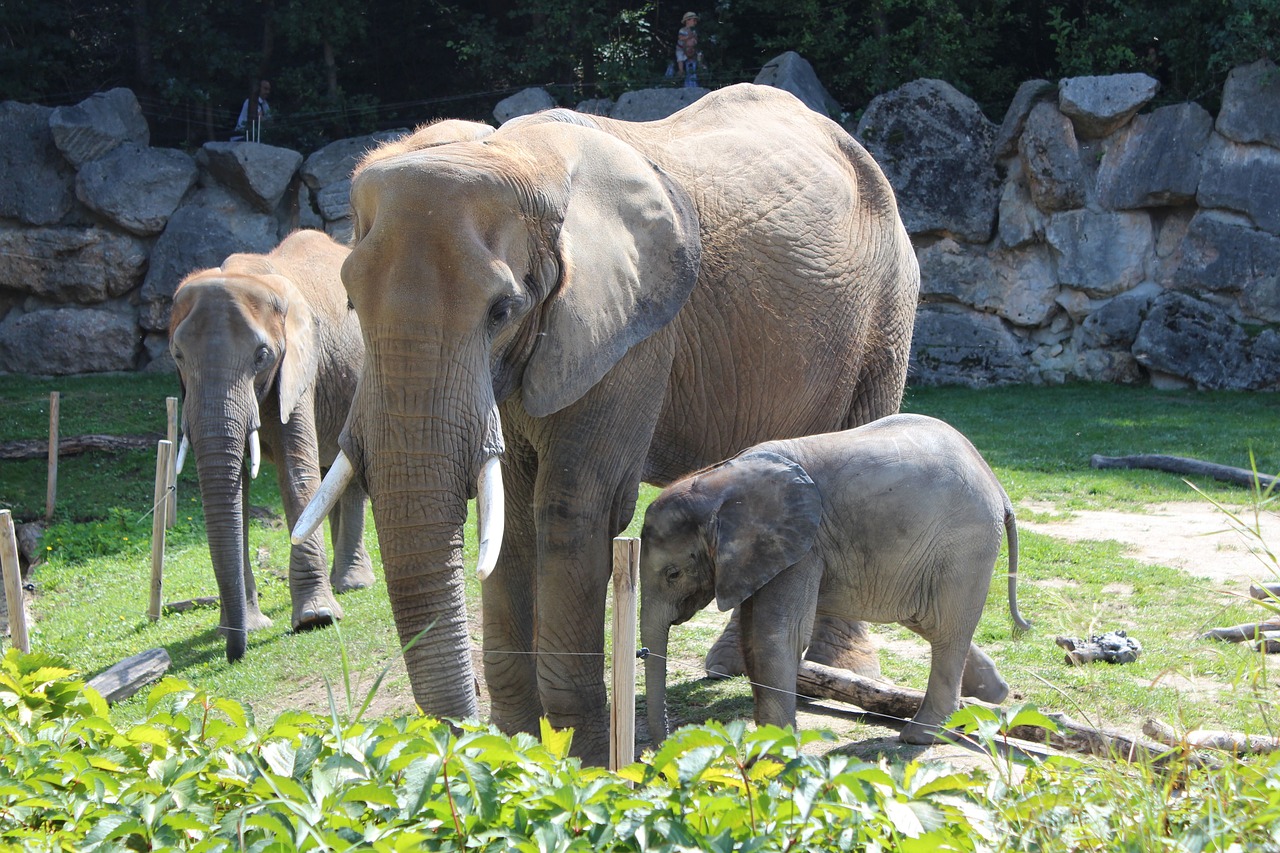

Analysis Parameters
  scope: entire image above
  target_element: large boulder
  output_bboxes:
[75,144,197,236]
[0,102,76,226]
[300,130,407,192]
[198,141,304,213]
[1216,59,1280,149]
[918,239,1059,326]
[857,79,999,243]
[48,88,149,167]
[0,305,140,375]
[1019,102,1087,212]
[139,186,279,331]
[1046,209,1152,297]
[993,79,1056,158]
[1197,133,1280,236]
[1057,73,1159,139]
[495,88,556,124]
[0,226,148,304]
[610,87,708,122]
[1097,103,1213,210]
[1131,291,1254,389]
[754,52,837,116]
[996,161,1046,249]
[1166,211,1280,317]
[909,303,1029,386]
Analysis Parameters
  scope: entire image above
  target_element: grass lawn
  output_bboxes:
[2,373,1279,750]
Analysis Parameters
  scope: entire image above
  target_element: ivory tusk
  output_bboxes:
[175,435,190,475]
[248,429,261,479]
[291,450,354,544]
[476,455,505,580]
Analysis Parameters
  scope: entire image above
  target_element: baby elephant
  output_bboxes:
[640,413,1031,746]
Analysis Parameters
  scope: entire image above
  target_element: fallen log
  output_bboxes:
[162,596,219,614]
[1250,583,1280,601]
[1090,453,1277,490]
[1200,620,1280,642]
[85,647,171,704]
[796,661,1197,767]
[0,434,163,461]
[1143,718,1280,756]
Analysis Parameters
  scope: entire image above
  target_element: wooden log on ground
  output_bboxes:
[1144,717,1280,756]
[1199,620,1280,642]
[796,661,1194,767]
[86,648,172,704]
[1256,634,1280,653]
[1250,583,1280,601]
[0,433,163,460]
[162,596,220,614]
[1090,453,1278,489]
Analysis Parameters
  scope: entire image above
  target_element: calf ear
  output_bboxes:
[709,450,822,611]
[267,274,317,424]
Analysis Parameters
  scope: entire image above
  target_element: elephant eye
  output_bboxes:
[487,295,524,331]
[664,565,681,582]
[254,344,273,370]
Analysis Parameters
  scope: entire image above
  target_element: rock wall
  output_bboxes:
[2,56,1278,390]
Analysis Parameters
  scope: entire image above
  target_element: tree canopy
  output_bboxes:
[3,0,1277,150]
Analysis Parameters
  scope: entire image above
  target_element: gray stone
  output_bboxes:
[1132,291,1251,390]
[1077,287,1156,350]
[1249,329,1280,390]
[0,225,148,304]
[48,88,149,167]
[610,87,708,122]
[994,79,1056,158]
[1097,103,1212,210]
[199,141,304,213]
[1019,102,1087,212]
[1046,209,1152,297]
[300,130,408,190]
[0,305,140,375]
[0,102,76,226]
[315,179,352,222]
[574,98,614,116]
[139,186,279,331]
[1058,73,1160,138]
[1216,59,1280,148]
[1168,211,1280,305]
[909,303,1029,386]
[142,332,176,373]
[996,161,1044,248]
[324,217,353,245]
[856,79,999,243]
[1197,133,1280,235]
[918,239,1058,326]
[754,51,837,116]
[296,183,324,231]
[75,144,197,236]
[495,88,557,124]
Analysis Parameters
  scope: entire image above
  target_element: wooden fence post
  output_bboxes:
[1,510,31,653]
[165,397,178,527]
[45,391,59,522]
[148,440,173,622]
[610,536,641,771]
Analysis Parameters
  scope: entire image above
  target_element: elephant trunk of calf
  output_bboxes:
[641,604,674,744]
[193,436,251,662]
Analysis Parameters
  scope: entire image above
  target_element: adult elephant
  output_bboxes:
[297,84,920,764]
[170,229,373,662]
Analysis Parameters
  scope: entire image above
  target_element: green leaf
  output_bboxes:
[539,718,573,760]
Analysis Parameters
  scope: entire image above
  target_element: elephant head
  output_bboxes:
[639,450,822,743]
[294,115,701,722]
[169,257,319,661]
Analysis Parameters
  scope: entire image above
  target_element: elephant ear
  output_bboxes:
[516,122,702,417]
[707,450,823,612]
[266,274,318,425]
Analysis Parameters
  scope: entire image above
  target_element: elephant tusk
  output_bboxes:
[291,451,354,544]
[248,429,261,480]
[475,455,505,581]
[175,435,190,475]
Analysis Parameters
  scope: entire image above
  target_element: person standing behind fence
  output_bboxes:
[233,79,271,142]
[676,12,700,87]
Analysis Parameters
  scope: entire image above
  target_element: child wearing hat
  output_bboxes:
[677,12,699,86]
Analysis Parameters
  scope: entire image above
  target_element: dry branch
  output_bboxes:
[162,596,219,614]
[796,661,1195,766]
[1199,620,1280,643]
[0,434,163,460]
[1143,717,1280,756]
[1090,453,1277,489]
[1250,583,1280,601]
[86,648,171,704]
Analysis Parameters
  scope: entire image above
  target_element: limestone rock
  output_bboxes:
[495,88,556,124]
[1216,59,1280,148]
[1019,102,1087,212]
[1132,292,1251,390]
[0,102,75,226]
[1197,133,1280,236]
[857,79,999,243]
[1097,103,1212,210]
[909,303,1029,386]
[610,87,708,122]
[1046,210,1152,297]
[994,79,1056,158]
[199,141,304,214]
[996,161,1045,248]
[48,88,149,167]
[918,239,1058,326]
[1058,73,1159,139]
[754,51,838,116]
[0,305,140,374]
[0,225,148,304]
[300,130,408,191]
[575,98,614,116]
[75,144,197,236]
[1168,211,1280,309]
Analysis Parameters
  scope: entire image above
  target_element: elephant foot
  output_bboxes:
[704,625,745,679]
[900,718,943,745]
[804,617,882,680]
[331,556,375,594]
[245,608,274,631]
[292,592,344,632]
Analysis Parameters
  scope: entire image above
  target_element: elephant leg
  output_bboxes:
[329,482,374,593]
[704,609,745,679]
[804,613,882,679]
[483,438,543,738]
[740,555,821,729]
[901,615,982,744]
[960,643,1009,703]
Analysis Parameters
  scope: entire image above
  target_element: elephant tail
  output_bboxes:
[1003,495,1033,636]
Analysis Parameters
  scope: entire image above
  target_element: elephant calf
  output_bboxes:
[169,229,373,662]
[639,413,1031,745]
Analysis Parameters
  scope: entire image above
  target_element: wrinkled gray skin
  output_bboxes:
[640,413,1032,746]
[328,85,920,765]
[169,229,373,661]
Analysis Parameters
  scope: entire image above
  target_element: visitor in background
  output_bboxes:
[233,79,271,142]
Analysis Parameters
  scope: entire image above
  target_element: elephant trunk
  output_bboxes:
[641,601,674,745]
[193,432,251,662]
